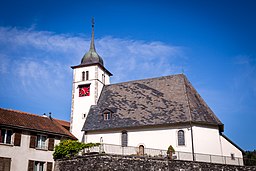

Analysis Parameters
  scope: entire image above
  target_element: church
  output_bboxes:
[70,19,243,165]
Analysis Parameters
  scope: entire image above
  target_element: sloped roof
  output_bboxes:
[0,108,76,139]
[55,119,70,128]
[83,74,223,132]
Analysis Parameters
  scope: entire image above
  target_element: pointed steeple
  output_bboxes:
[89,17,96,51]
[81,17,104,66]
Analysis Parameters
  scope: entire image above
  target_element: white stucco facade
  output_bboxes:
[70,65,110,141]
[84,125,243,165]
[85,126,192,152]
[0,132,60,171]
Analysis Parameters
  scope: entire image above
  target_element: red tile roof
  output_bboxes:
[0,108,76,139]
[55,119,70,128]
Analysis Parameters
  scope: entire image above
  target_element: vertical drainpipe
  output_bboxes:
[190,121,195,161]
[183,74,195,161]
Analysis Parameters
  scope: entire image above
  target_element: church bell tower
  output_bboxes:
[70,18,112,141]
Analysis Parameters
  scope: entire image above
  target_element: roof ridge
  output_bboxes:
[0,107,62,121]
[54,118,70,123]
[0,107,43,117]
[107,73,184,86]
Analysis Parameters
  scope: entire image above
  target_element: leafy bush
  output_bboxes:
[53,139,100,160]
[167,145,175,154]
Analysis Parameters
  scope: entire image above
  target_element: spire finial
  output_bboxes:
[90,17,95,51]
[92,17,95,28]
[80,17,104,66]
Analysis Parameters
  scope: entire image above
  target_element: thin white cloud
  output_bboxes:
[0,27,184,87]
[97,37,184,82]
[0,54,10,74]
[0,26,185,116]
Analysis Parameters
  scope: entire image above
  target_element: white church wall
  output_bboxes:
[0,132,57,171]
[85,131,121,145]
[85,126,193,153]
[192,126,222,156]
[127,127,192,152]
[85,125,243,165]
[220,135,243,158]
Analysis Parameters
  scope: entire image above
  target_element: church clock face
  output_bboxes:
[79,84,90,97]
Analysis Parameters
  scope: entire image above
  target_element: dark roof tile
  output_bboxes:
[83,74,223,131]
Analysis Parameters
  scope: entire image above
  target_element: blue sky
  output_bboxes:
[0,0,255,150]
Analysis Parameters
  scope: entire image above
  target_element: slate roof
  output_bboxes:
[82,74,223,132]
[0,108,76,139]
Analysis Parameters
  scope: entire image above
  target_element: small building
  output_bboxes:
[0,108,76,171]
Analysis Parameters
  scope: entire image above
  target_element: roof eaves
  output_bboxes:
[0,123,75,139]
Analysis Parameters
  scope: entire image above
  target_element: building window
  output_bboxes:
[0,157,11,171]
[138,145,144,156]
[231,153,235,160]
[121,131,128,147]
[0,129,12,144]
[178,130,185,146]
[103,112,111,120]
[102,74,105,84]
[28,160,52,171]
[36,135,47,149]
[34,161,45,171]
[82,71,85,81]
[82,113,86,119]
[86,71,89,80]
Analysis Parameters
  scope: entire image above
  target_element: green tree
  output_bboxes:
[244,150,256,166]
[53,139,100,160]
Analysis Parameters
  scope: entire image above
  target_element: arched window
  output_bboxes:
[178,130,185,146]
[86,71,89,80]
[121,131,128,147]
[138,145,144,156]
[82,71,85,81]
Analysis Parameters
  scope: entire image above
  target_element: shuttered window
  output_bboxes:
[121,131,128,147]
[36,135,47,150]
[48,138,54,151]
[0,129,12,144]
[47,162,53,171]
[14,132,21,146]
[29,135,36,148]
[34,161,44,171]
[28,160,48,171]
[0,157,11,171]
[27,160,34,171]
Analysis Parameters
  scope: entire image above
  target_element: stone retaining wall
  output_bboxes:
[55,154,256,171]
